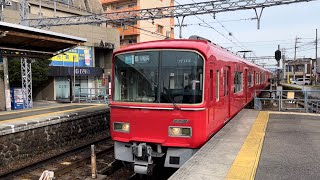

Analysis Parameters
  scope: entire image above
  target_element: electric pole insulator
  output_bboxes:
[275,50,281,61]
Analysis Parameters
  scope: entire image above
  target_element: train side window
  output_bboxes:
[248,72,253,87]
[216,70,220,101]
[234,71,243,93]
[223,70,228,96]
[256,73,259,85]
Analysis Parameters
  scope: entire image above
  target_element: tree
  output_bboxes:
[8,58,52,88]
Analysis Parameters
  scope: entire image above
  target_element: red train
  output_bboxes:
[110,37,271,174]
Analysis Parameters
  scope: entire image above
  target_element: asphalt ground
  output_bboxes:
[0,104,94,121]
[255,113,320,180]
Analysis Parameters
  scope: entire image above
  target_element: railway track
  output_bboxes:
[1,137,130,179]
[282,93,320,113]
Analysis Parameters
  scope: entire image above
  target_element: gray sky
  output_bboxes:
[174,0,320,60]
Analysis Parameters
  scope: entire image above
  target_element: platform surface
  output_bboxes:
[169,109,259,180]
[255,113,320,180]
[0,103,108,135]
[169,110,320,180]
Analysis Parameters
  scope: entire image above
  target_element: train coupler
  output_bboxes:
[132,143,164,175]
[134,160,155,175]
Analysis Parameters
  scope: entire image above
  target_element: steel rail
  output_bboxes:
[0,137,111,178]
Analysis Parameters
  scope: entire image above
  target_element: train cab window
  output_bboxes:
[113,50,204,104]
[234,72,243,93]
[114,51,159,103]
[161,51,204,104]
[216,70,220,101]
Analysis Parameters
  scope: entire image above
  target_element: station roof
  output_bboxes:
[0,21,87,58]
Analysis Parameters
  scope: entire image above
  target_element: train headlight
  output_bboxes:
[169,127,192,137]
[114,122,130,133]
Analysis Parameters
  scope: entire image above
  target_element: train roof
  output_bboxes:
[114,39,271,73]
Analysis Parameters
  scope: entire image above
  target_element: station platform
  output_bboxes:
[0,103,108,135]
[169,109,320,180]
[0,102,110,176]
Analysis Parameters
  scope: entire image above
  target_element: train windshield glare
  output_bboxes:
[113,51,204,104]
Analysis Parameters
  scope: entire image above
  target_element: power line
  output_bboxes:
[190,0,258,58]
[174,0,248,53]
[176,17,257,27]
[24,0,316,28]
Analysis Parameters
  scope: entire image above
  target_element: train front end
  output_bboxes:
[110,48,207,174]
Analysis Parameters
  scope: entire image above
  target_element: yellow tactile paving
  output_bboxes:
[225,111,269,180]
[0,104,106,124]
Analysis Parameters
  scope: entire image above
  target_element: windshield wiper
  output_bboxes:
[163,87,180,110]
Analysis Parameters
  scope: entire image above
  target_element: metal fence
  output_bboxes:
[75,87,110,104]
[254,89,320,113]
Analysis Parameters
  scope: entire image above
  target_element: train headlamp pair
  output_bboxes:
[114,122,130,133]
[169,127,192,137]
[113,123,192,137]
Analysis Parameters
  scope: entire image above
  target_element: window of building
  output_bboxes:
[115,5,124,10]
[234,72,243,93]
[170,27,174,38]
[157,25,164,34]
[128,3,137,8]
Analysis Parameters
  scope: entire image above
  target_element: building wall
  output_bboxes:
[2,0,120,102]
[101,0,174,48]
[138,0,174,42]
[34,77,56,101]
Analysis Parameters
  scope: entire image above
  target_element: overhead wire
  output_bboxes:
[174,0,249,55]
[189,0,258,58]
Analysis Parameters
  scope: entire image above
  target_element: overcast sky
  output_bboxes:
[174,0,320,61]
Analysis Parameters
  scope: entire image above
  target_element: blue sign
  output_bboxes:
[125,55,133,64]
[50,46,93,67]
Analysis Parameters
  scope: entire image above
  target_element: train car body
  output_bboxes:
[110,39,271,174]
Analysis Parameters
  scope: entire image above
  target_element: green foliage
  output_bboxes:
[8,58,52,88]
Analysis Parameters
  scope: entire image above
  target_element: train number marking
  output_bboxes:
[173,119,189,124]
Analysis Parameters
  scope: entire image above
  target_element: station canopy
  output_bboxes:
[0,21,87,59]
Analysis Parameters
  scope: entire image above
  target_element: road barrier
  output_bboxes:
[254,89,320,113]
[76,87,110,104]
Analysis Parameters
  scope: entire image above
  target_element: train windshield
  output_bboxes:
[113,51,204,104]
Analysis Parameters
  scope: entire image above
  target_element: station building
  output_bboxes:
[283,58,318,82]
[101,0,175,48]
[0,0,120,103]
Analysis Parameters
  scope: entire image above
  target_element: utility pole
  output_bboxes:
[3,57,11,111]
[316,29,318,84]
[293,36,300,80]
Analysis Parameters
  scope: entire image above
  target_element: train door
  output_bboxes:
[223,66,231,122]
[244,69,248,103]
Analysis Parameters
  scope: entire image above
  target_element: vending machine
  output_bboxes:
[10,88,25,110]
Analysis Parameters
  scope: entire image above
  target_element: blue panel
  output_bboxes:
[50,46,93,67]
